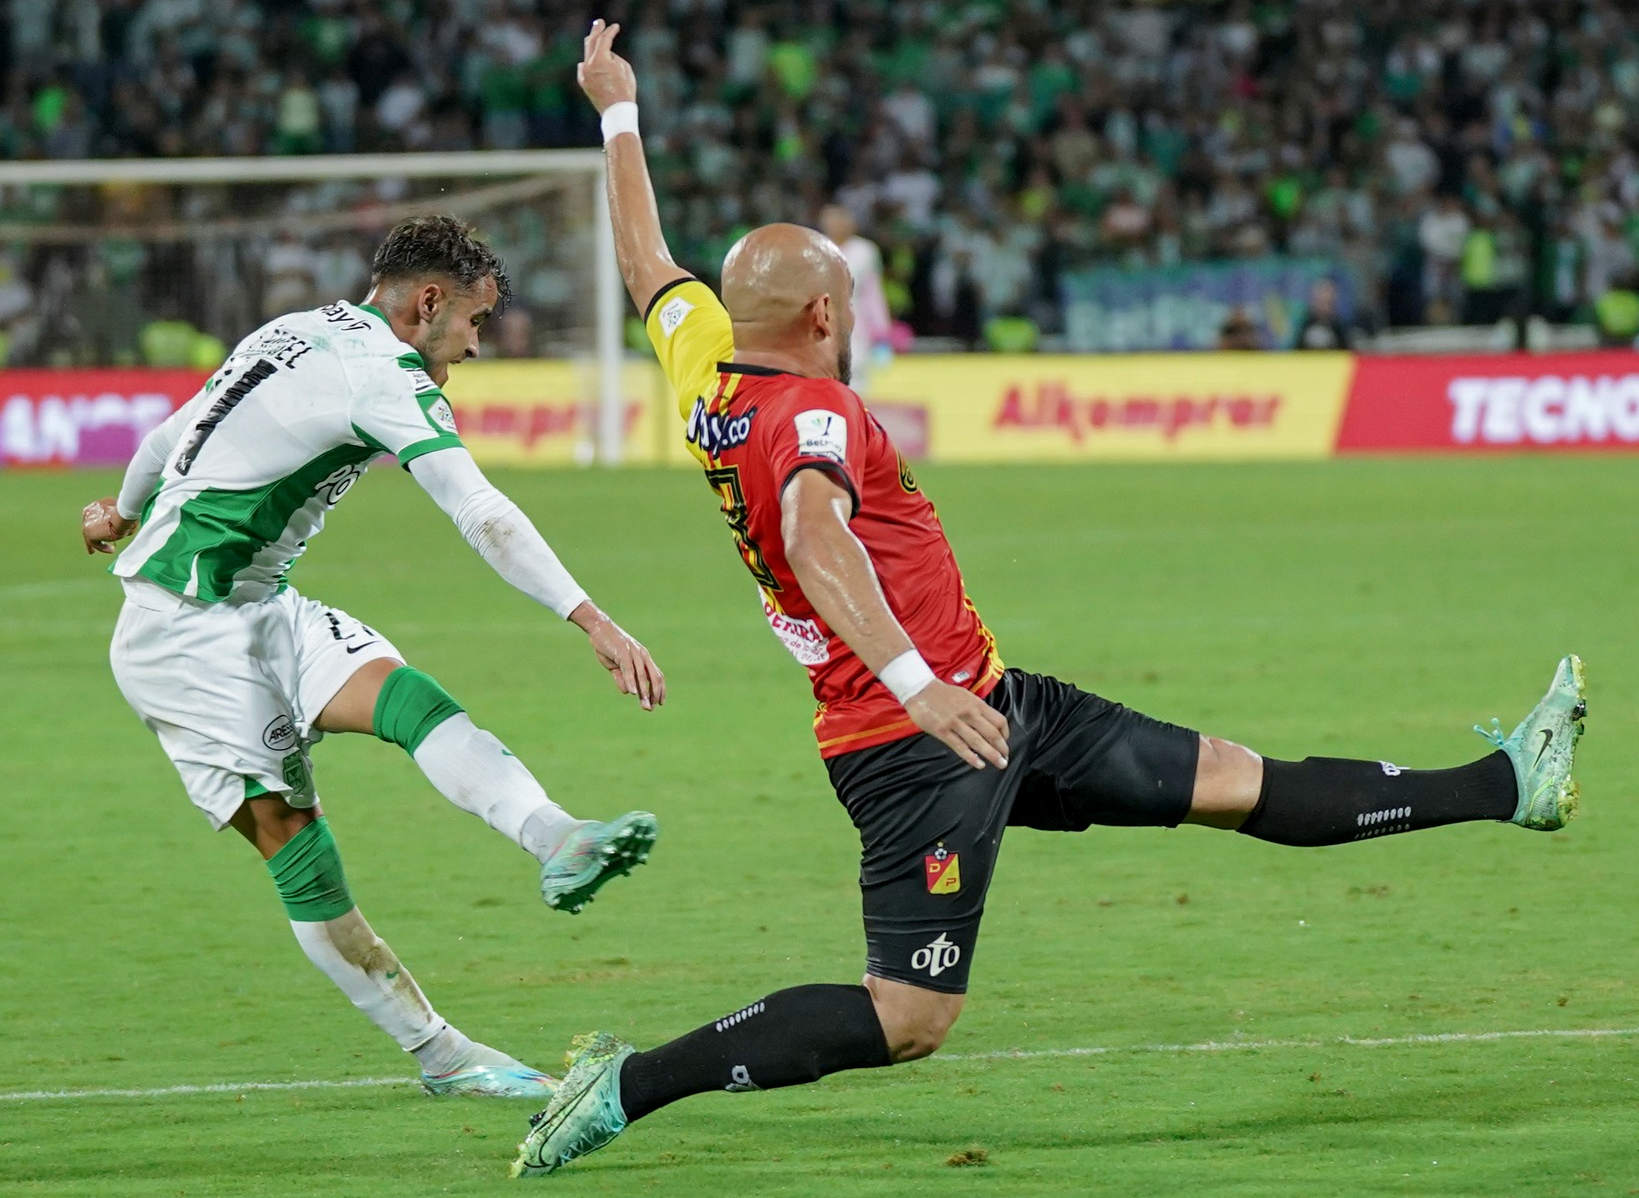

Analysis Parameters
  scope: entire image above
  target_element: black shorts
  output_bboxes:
[824,669,1199,994]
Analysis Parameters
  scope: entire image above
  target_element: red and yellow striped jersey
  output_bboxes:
[645,277,1002,757]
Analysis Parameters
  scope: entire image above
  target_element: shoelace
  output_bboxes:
[1473,717,1508,749]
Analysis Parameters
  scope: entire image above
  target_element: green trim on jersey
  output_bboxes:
[396,436,462,467]
[135,442,376,601]
[359,303,389,327]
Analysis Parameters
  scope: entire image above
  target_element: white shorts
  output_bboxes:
[111,577,403,830]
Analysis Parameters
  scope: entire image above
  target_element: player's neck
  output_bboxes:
[730,344,837,381]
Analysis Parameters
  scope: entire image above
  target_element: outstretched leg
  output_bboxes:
[1189,655,1586,844]
[318,658,656,911]
[229,795,553,1098]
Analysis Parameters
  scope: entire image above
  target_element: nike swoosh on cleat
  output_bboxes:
[1533,727,1553,767]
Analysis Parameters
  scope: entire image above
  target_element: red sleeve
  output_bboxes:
[765,382,869,518]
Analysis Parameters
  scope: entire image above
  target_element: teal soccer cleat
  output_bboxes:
[539,812,657,914]
[1475,654,1587,831]
[511,1032,634,1177]
[422,1051,557,1099]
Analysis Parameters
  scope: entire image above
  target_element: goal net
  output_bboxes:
[0,150,630,462]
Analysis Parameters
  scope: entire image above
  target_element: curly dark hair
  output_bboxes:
[369,215,512,311]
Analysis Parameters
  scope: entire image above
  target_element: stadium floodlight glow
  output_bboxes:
[0,150,629,465]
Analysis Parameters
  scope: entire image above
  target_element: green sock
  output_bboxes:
[372,666,464,755]
[267,816,354,922]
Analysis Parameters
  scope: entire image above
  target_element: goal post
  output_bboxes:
[0,150,631,464]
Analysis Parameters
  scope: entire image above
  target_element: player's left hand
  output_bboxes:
[572,602,666,710]
[82,496,137,555]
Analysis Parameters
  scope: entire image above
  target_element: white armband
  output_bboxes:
[601,102,639,144]
[878,649,937,704]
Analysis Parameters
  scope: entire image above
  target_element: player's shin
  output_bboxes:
[373,666,576,861]
[616,984,892,1122]
[1237,752,1517,847]
[267,816,465,1067]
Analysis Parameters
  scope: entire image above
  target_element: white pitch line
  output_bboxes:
[0,1076,413,1103]
[5,1027,1636,1104]
[940,1025,1639,1061]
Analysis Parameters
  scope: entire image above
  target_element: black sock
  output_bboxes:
[1238,751,1517,847]
[617,984,892,1122]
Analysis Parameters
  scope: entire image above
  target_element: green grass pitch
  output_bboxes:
[3,457,1637,1197]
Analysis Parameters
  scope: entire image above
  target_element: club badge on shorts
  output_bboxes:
[925,845,961,895]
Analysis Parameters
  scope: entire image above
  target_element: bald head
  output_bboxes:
[722,223,852,326]
[720,223,855,383]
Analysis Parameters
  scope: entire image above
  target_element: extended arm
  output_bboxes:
[82,397,198,553]
[578,19,689,315]
[780,469,1009,769]
[409,448,665,709]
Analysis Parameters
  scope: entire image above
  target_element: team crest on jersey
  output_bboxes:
[687,398,756,457]
[925,846,961,894]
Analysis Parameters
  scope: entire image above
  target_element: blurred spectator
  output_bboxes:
[5,0,1639,352]
[819,204,893,396]
[1294,278,1358,350]
[1218,307,1261,350]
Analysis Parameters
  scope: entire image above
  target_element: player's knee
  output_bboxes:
[867,978,964,1062]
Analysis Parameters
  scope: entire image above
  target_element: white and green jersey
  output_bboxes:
[114,301,462,604]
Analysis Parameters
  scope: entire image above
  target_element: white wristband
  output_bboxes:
[601,101,639,143]
[879,649,937,704]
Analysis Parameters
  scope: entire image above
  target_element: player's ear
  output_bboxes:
[418,282,444,321]
[811,293,834,342]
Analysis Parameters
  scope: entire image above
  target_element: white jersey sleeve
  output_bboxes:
[347,351,465,466]
[407,448,589,619]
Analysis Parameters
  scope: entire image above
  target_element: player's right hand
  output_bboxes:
[577,19,636,113]
[81,496,136,555]
[905,681,1010,770]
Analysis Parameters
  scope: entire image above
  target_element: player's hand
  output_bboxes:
[82,496,137,555]
[904,681,1010,770]
[571,601,666,710]
[577,19,637,113]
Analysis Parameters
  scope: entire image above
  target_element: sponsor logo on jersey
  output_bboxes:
[263,715,297,752]
[427,397,458,433]
[925,846,961,895]
[686,398,756,457]
[762,589,829,666]
[912,933,961,979]
[406,368,440,395]
[658,295,694,337]
[318,301,370,332]
[794,409,848,461]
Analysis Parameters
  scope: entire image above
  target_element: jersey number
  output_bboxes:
[174,358,278,476]
[705,465,779,591]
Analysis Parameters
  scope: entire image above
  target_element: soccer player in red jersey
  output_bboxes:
[513,22,1588,1175]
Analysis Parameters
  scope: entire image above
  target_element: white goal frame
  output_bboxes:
[0,150,630,464]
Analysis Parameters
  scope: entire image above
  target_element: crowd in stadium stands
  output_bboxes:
[4,0,1639,360]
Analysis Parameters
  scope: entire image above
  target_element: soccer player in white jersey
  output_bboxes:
[818,205,893,396]
[80,216,666,1098]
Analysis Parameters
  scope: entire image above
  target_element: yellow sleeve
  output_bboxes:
[643,278,734,422]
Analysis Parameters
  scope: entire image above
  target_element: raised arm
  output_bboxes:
[780,469,1009,770]
[577,19,690,315]
[408,447,665,710]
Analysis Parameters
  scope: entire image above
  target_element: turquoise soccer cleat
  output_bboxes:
[422,1055,557,1099]
[511,1031,634,1178]
[539,812,657,914]
[1475,654,1587,831]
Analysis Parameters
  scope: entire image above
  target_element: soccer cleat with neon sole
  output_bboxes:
[510,1031,634,1177]
[539,812,657,914]
[1475,654,1586,831]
